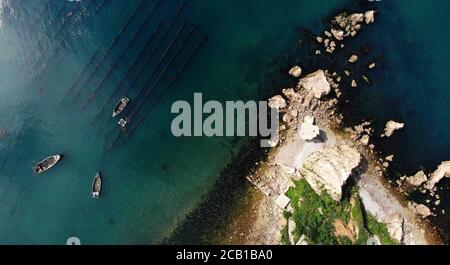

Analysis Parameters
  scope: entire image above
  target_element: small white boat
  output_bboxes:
[92,172,102,198]
[34,154,63,174]
[118,118,128,129]
[112,97,129,117]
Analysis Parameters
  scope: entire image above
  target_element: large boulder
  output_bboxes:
[381,120,404,137]
[300,145,361,201]
[288,66,302,78]
[364,10,376,24]
[298,116,320,141]
[406,171,428,187]
[412,203,432,218]
[268,95,287,110]
[386,214,404,243]
[425,161,450,190]
[298,70,331,99]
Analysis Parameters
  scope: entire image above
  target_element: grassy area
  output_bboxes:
[366,214,399,245]
[283,179,398,245]
[280,211,292,245]
[351,195,370,245]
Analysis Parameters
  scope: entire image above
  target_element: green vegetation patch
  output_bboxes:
[366,214,399,245]
[283,179,398,245]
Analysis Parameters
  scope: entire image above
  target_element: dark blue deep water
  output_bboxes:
[0,0,449,244]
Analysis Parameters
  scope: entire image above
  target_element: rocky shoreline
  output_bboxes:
[229,9,443,245]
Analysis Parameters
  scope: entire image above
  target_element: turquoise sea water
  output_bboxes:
[0,0,449,244]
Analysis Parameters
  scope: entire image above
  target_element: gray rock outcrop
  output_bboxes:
[298,70,331,99]
[406,171,428,187]
[300,145,361,201]
[298,116,320,141]
[425,161,450,190]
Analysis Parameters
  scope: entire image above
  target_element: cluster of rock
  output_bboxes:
[266,66,362,204]
[265,67,346,149]
[348,121,374,146]
[248,7,444,244]
[316,10,376,54]
[395,161,450,218]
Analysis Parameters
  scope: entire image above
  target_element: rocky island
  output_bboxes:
[224,9,443,245]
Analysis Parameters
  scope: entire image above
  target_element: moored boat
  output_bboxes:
[34,154,63,174]
[92,172,102,198]
[112,97,129,117]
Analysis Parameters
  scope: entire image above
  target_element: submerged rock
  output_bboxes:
[381,120,405,137]
[332,12,367,38]
[298,70,331,99]
[300,145,361,201]
[289,66,302,78]
[348,54,359,63]
[298,116,320,141]
[425,161,450,190]
[268,95,287,110]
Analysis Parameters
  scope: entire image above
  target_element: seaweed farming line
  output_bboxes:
[60,0,136,102]
[110,35,207,149]
[81,0,184,111]
[34,0,96,93]
[95,0,185,115]
[80,0,166,111]
[127,26,196,121]
[108,28,197,149]
[63,0,147,99]
[92,16,187,133]
[87,19,186,116]
[151,22,187,79]
[129,36,208,137]
[88,22,164,125]
[95,0,110,12]
[68,0,157,106]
